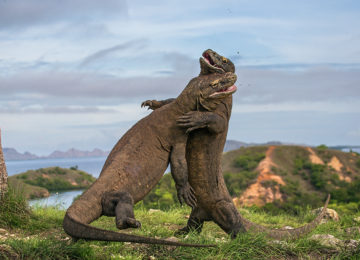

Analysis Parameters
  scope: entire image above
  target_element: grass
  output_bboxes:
[0,187,30,229]
[1,198,360,259]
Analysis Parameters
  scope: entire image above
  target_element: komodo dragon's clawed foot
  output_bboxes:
[229,223,247,239]
[141,100,162,110]
[102,191,140,230]
[177,111,209,134]
[175,206,209,236]
[116,217,141,229]
[175,224,203,236]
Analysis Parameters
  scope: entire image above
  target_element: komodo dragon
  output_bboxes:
[63,69,237,247]
[143,49,330,240]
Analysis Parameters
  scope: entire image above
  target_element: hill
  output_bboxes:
[142,145,360,211]
[3,148,38,161]
[8,167,96,199]
[223,145,360,211]
[3,148,109,161]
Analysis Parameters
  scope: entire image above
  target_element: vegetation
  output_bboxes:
[141,173,179,209]
[293,158,360,206]
[316,144,328,151]
[7,167,96,199]
[233,151,265,171]
[0,186,30,229]
[1,188,359,259]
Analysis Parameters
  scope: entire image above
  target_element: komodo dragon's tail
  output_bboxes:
[63,213,214,247]
[238,194,330,240]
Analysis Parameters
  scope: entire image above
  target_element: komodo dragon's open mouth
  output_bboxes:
[201,51,225,72]
[209,84,237,98]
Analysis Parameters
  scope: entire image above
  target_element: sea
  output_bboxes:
[7,156,107,209]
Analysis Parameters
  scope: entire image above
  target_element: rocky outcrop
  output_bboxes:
[310,234,360,251]
[0,129,8,198]
[311,207,340,223]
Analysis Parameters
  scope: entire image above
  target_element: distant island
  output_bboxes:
[4,140,360,161]
[8,166,96,199]
[3,147,110,161]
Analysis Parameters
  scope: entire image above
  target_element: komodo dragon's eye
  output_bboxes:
[222,57,228,63]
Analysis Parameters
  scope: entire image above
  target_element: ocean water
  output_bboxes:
[6,157,107,209]
[6,156,107,178]
[29,190,84,209]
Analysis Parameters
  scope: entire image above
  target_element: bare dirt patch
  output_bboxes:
[328,156,351,183]
[306,147,324,165]
[235,146,286,207]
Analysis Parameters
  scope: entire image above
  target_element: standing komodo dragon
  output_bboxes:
[144,49,330,240]
[63,69,237,247]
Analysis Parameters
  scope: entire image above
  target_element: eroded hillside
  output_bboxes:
[222,145,360,209]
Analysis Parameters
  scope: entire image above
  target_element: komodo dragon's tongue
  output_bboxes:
[209,84,237,98]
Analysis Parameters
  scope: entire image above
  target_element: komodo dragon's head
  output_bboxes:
[200,49,235,75]
[178,71,237,112]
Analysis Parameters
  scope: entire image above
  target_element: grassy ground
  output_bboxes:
[1,200,359,259]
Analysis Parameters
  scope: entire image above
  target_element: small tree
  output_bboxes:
[0,128,8,199]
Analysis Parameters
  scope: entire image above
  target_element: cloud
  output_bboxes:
[236,67,360,104]
[0,0,128,30]
[79,39,148,67]
[0,65,359,110]
[0,71,190,99]
[0,105,115,114]
[0,51,199,101]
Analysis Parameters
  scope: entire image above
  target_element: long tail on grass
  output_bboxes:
[238,194,330,240]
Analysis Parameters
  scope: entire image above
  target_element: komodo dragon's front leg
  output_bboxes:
[142,99,226,134]
[170,142,197,208]
[177,111,227,134]
[141,99,175,110]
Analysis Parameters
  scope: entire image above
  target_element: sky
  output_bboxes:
[0,0,359,155]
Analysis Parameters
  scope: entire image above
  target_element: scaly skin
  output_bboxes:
[63,70,237,247]
[145,49,330,240]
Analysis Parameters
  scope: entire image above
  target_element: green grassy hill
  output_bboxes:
[222,145,360,212]
[8,167,96,199]
[142,145,360,212]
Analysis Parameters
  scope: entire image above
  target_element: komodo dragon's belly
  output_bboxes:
[187,131,227,207]
[99,125,170,203]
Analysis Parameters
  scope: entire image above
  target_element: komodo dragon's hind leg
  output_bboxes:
[175,206,211,235]
[101,191,141,229]
[212,200,246,239]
